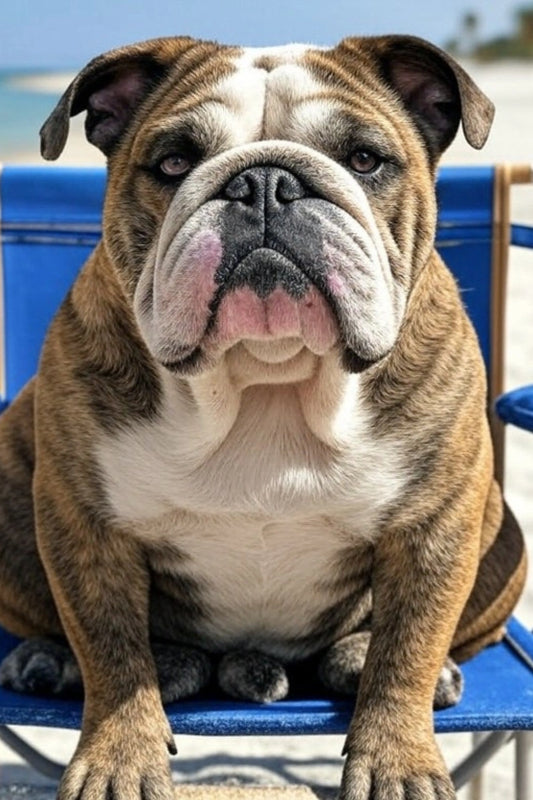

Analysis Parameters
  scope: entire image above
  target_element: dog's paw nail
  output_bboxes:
[167,739,178,756]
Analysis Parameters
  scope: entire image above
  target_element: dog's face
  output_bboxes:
[41,36,493,380]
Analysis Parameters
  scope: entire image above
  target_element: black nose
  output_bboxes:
[222,166,310,206]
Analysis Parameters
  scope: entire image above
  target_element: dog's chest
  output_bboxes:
[97,383,406,654]
[145,508,368,655]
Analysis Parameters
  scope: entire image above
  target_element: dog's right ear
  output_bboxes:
[40,37,196,160]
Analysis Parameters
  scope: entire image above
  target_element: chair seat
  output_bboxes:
[0,617,531,735]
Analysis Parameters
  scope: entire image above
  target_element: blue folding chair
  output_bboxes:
[0,163,532,798]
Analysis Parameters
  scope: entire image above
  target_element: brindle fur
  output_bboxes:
[0,34,526,800]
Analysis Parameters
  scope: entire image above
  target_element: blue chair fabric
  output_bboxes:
[497,386,533,433]
[0,166,103,405]
[0,164,532,738]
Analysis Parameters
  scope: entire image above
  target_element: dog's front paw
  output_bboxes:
[58,733,175,800]
[340,754,455,800]
[340,743,455,800]
[218,650,289,703]
[0,638,82,697]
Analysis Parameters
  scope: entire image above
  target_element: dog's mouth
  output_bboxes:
[159,245,340,373]
[208,248,340,353]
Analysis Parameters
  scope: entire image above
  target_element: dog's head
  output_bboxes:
[41,36,493,379]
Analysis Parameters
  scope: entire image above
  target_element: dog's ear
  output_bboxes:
[40,37,195,160]
[360,35,494,158]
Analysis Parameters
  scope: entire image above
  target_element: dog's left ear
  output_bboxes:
[357,35,494,159]
[40,37,196,160]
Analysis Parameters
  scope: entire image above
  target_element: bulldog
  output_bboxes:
[0,33,526,800]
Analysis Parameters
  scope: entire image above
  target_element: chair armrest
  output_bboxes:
[496,385,533,432]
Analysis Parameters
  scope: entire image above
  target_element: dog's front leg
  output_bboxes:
[340,497,484,800]
[34,479,175,800]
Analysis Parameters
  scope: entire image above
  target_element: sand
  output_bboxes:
[6,73,75,95]
[0,61,532,799]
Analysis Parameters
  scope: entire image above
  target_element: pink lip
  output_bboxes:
[153,229,339,358]
[212,284,338,354]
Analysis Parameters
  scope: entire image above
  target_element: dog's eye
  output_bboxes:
[158,155,192,177]
[349,150,381,175]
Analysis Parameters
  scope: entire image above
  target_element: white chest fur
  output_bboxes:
[97,371,408,655]
[143,508,368,656]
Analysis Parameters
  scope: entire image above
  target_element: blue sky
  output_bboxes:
[0,0,522,69]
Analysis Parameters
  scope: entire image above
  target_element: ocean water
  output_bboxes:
[0,70,61,161]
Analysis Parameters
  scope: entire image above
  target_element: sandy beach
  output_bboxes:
[0,61,532,799]
[6,73,75,95]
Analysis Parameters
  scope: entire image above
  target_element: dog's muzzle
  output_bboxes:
[205,164,339,358]
[134,141,406,374]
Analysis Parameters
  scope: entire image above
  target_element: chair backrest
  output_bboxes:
[435,164,532,479]
[0,166,103,410]
[1,163,531,480]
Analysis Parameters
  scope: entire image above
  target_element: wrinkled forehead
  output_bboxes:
[134,41,405,161]
[214,44,328,141]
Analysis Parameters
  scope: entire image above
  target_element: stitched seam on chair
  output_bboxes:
[2,221,102,234]
[1,234,100,247]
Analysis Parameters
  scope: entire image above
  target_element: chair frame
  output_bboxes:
[456,163,533,800]
[489,164,533,484]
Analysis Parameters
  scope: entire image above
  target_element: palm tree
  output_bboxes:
[461,11,480,56]
[517,6,533,44]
